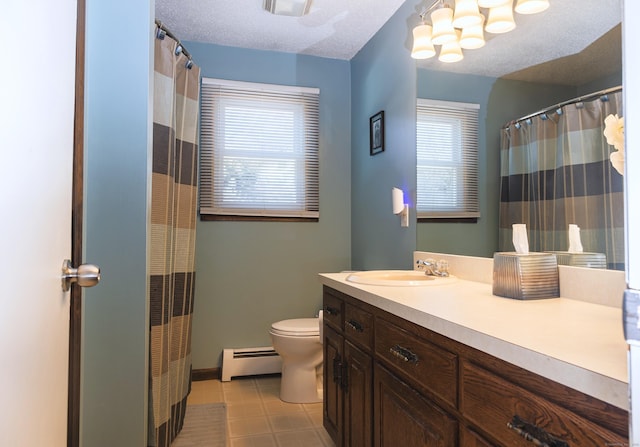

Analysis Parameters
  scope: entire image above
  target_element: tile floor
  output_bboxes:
[188,375,335,447]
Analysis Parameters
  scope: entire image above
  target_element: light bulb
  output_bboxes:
[485,2,516,34]
[411,24,436,59]
[460,16,486,49]
[477,0,510,7]
[514,0,549,14]
[452,0,483,28]
[431,6,457,45]
[439,31,463,63]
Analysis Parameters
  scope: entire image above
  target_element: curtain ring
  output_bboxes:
[156,28,166,40]
[175,45,183,56]
[600,94,609,102]
[185,59,194,69]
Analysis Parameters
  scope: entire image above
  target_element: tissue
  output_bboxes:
[568,224,583,253]
[512,224,529,254]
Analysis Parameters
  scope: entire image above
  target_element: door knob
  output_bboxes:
[61,259,101,292]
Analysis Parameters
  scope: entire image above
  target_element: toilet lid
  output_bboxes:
[271,318,319,336]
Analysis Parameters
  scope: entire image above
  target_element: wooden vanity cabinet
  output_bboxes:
[323,324,343,443]
[323,287,374,447]
[374,362,457,446]
[459,427,496,447]
[461,360,627,447]
[322,286,629,447]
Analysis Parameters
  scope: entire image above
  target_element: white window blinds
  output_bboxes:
[416,98,480,219]
[200,78,320,218]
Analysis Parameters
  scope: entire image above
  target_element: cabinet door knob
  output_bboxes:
[389,345,419,363]
[506,415,568,447]
[346,319,364,333]
[325,306,340,316]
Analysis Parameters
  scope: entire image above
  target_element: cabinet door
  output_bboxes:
[374,363,457,447]
[324,324,344,446]
[344,340,373,447]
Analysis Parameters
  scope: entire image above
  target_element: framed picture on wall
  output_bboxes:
[370,111,385,156]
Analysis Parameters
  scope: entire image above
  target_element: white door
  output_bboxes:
[0,0,78,445]
[625,0,640,443]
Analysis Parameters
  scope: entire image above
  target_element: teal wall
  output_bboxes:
[185,43,352,369]
[577,70,622,96]
[350,0,420,270]
[83,0,152,445]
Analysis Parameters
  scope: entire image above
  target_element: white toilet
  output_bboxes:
[269,316,323,403]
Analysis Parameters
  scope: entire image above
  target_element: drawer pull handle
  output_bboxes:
[506,415,568,447]
[346,319,364,333]
[341,362,349,393]
[389,345,419,363]
[325,306,340,316]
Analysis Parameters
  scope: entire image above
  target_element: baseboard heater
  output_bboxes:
[221,347,282,382]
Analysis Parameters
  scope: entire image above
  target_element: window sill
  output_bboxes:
[418,217,478,223]
[200,214,318,223]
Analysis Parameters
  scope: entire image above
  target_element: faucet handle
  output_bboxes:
[436,259,449,275]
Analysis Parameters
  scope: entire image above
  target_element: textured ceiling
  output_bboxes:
[155,0,622,83]
[155,0,407,60]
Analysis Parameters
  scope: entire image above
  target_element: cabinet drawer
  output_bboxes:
[461,361,627,447]
[375,317,457,409]
[323,291,344,331]
[344,303,373,350]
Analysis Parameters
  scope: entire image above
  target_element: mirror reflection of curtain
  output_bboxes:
[498,90,624,270]
[149,26,201,446]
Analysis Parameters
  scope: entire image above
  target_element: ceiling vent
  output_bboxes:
[263,0,312,16]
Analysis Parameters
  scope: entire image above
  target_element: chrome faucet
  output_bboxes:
[416,259,450,277]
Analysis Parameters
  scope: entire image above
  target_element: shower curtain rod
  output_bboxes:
[505,85,622,128]
[155,20,194,68]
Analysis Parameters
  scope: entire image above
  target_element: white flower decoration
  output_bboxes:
[604,113,624,175]
[610,150,625,176]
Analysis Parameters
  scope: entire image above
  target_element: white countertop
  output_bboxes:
[319,272,629,410]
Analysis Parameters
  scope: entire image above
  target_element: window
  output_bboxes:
[200,78,319,220]
[416,98,480,219]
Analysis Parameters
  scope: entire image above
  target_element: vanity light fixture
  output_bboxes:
[412,24,437,59]
[477,0,510,7]
[514,0,549,14]
[485,2,516,33]
[431,6,457,45]
[263,0,312,16]
[439,31,464,62]
[411,0,549,62]
[459,16,486,49]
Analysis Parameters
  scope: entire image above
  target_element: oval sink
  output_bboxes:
[345,270,456,287]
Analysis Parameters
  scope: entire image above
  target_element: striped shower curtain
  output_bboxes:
[498,90,624,270]
[149,25,201,446]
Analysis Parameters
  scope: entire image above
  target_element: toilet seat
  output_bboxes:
[270,318,319,337]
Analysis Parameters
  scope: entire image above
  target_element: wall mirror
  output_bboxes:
[414,0,623,270]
